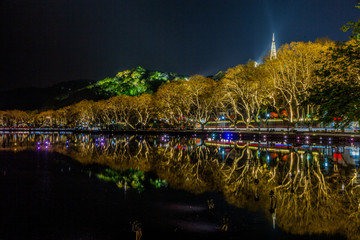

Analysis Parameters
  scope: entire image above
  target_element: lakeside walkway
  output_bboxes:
[1,128,360,140]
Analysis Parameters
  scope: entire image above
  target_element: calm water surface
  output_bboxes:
[0,132,359,240]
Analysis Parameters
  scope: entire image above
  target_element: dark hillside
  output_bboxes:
[0,67,187,111]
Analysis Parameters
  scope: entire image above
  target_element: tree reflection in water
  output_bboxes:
[1,132,359,239]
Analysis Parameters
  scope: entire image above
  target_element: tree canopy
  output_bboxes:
[306,3,360,129]
[89,66,186,97]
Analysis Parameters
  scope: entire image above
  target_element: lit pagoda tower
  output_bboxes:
[270,33,277,60]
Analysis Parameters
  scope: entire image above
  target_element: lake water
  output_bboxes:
[0,132,359,240]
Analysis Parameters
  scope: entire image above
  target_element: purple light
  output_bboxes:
[164,203,206,212]
[170,220,218,232]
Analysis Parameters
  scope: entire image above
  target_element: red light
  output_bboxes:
[334,153,342,161]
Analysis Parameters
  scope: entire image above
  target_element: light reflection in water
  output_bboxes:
[0,132,360,239]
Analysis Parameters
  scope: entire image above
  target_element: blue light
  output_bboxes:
[351,150,360,156]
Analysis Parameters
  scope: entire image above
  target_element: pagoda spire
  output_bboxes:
[270,33,277,60]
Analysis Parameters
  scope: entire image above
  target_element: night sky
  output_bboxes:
[1,0,359,89]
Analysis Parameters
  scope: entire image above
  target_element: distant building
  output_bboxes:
[270,33,277,60]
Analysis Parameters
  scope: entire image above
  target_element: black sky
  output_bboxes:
[1,0,359,89]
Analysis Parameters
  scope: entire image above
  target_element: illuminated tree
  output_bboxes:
[53,106,73,128]
[264,41,333,129]
[67,100,98,128]
[91,66,186,98]
[34,110,56,127]
[133,94,154,129]
[154,81,191,128]
[107,95,138,129]
[220,62,271,129]
[181,75,218,130]
[4,110,30,127]
[0,111,9,126]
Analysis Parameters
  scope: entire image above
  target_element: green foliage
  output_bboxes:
[341,3,360,41]
[306,4,360,130]
[149,178,168,188]
[89,66,186,98]
[96,168,167,193]
[212,71,225,80]
[307,80,360,130]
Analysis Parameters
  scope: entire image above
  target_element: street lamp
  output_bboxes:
[266,113,270,131]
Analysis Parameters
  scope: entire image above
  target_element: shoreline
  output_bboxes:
[1,128,360,140]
